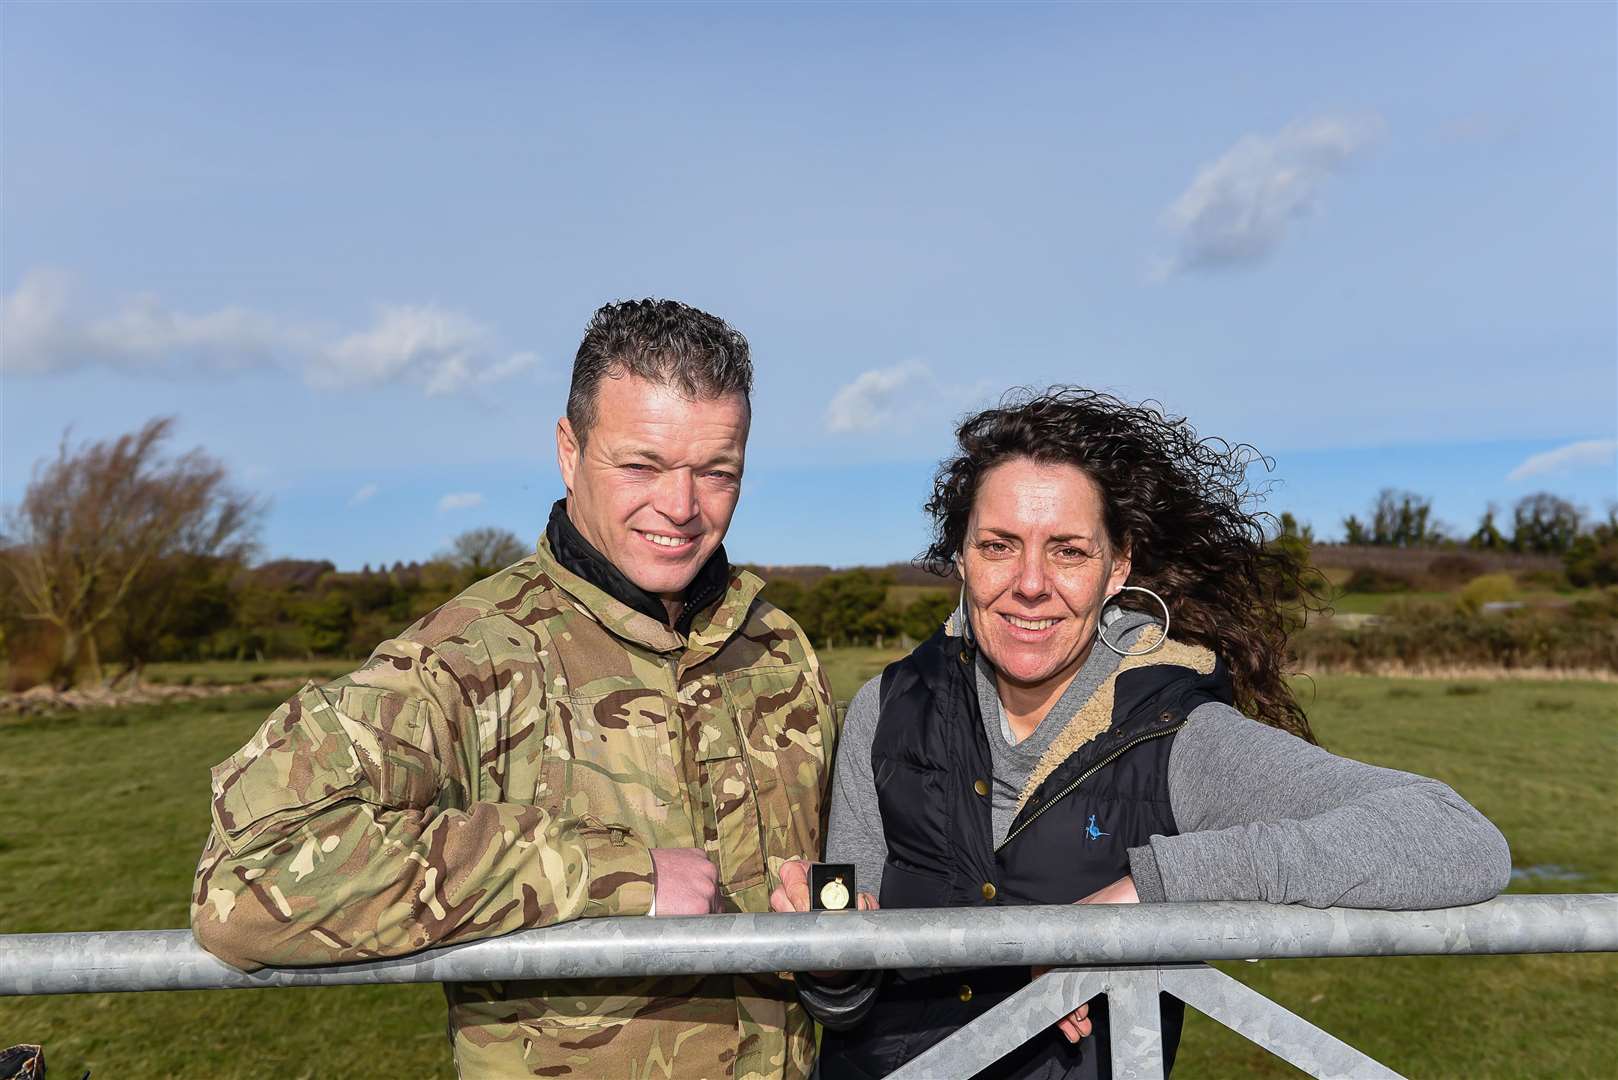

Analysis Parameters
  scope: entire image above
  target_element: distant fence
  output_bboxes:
[4,895,1615,1079]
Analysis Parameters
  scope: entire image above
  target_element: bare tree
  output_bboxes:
[3,418,262,688]
[447,527,528,581]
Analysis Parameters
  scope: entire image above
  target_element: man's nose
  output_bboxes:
[652,468,698,524]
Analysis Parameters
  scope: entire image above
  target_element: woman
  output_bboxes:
[773,388,1511,1079]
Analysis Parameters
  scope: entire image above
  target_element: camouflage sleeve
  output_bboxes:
[190,641,654,971]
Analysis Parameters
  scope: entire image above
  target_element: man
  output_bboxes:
[192,300,839,1078]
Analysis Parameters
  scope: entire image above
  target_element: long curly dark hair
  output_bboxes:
[922,387,1320,743]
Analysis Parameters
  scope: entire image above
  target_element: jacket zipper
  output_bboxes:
[994,720,1188,853]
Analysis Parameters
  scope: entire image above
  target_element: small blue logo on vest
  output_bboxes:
[1085,814,1109,841]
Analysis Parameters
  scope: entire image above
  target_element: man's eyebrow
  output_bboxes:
[618,446,743,469]
[618,447,669,465]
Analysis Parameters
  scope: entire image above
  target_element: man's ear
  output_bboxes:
[556,418,580,494]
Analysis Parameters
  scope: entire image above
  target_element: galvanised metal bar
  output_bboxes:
[2,894,1614,997]
[890,964,1405,1080]
[887,967,1119,1079]
[1160,964,1401,1080]
[1108,969,1168,1080]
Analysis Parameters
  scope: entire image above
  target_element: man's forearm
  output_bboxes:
[191,798,655,969]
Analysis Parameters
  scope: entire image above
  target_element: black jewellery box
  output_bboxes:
[810,863,856,911]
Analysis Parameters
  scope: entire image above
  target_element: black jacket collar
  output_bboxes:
[544,499,730,635]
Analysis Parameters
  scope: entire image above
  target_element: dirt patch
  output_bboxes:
[0,678,306,716]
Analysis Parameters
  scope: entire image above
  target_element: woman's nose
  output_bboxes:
[1013,555,1048,600]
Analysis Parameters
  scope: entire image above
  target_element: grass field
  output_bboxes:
[2,658,1614,1078]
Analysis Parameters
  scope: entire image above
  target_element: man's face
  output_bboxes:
[557,373,748,601]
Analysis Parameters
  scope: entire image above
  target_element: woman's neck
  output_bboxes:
[994,639,1093,744]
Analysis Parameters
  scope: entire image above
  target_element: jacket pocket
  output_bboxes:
[209,682,441,857]
[694,708,768,897]
[550,687,681,819]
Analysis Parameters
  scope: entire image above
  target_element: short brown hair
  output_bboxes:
[567,299,752,444]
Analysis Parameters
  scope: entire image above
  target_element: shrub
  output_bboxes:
[1565,530,1618,588]
[1458,573,1519,613]
[1343,567,1415,594]
[1291,601,1618,673]
[1517,568,1569,591]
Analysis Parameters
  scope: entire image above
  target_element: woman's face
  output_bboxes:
[962,457,1132,692]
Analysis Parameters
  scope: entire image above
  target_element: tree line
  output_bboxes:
[3,420,1613,691]
[1343,488,1606,556]
[0,419,960,689]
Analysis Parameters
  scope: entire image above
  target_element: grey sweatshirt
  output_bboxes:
[827,617,1511,906]
[828,615,1507,906]
[799,620,1512,1025]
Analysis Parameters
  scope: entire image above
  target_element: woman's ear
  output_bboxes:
[1106,543,1133,595]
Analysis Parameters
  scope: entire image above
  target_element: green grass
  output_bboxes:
[1178,676,1618,1079]
[137,658,361,686]
[2,662,1614,1078]
[1323,590,1455,616]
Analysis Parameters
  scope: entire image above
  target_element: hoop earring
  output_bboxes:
[1097,586,1170,657]
[954,558,975,646]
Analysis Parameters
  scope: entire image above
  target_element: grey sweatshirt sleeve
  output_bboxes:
[1126,702,1512,909]
[795,675,886,1028]
[823,675,890,896]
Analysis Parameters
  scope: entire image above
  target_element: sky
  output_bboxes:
[3,2,1614,570]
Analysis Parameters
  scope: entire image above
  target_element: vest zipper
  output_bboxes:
[994,720,1188,853]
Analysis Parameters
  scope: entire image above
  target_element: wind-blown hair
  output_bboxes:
[568,299,752,445]
[922,387,1319,742]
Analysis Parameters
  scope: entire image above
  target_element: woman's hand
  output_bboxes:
[1035,874,1140,1042]
[770,860,878,984]
[769,859,879,913]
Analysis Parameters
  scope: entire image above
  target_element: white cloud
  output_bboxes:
[1,268,536,396]
[1155,113,1384,277]
[825,361,934,433]
[437,491,485,512]
[1,268,279,374]
[349,483,380,505]
[315,305,536,396]
[1506,439,1618,482]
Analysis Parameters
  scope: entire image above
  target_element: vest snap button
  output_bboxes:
[958,984,973,1003]
[1160,710,1176,723]
[981,881,997,900]
[973,779,990,797]
[960,649,970,663]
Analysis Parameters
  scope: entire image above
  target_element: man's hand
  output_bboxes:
[1036,874,1140,1042]
[650,848,720,916]
[769,859,879,913]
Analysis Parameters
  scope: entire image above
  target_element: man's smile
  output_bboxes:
[636,529,698,551]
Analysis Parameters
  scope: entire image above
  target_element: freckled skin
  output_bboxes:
[962,458,1132,734]
[556,374,750,615]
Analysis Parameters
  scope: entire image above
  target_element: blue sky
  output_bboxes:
[3,2,1614,569]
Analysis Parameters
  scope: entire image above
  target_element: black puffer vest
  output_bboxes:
[820,628,1233,1080]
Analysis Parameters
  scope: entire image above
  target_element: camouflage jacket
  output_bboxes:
[191,535,838,1079]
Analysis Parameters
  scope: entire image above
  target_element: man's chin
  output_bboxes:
[622,561,703,602]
